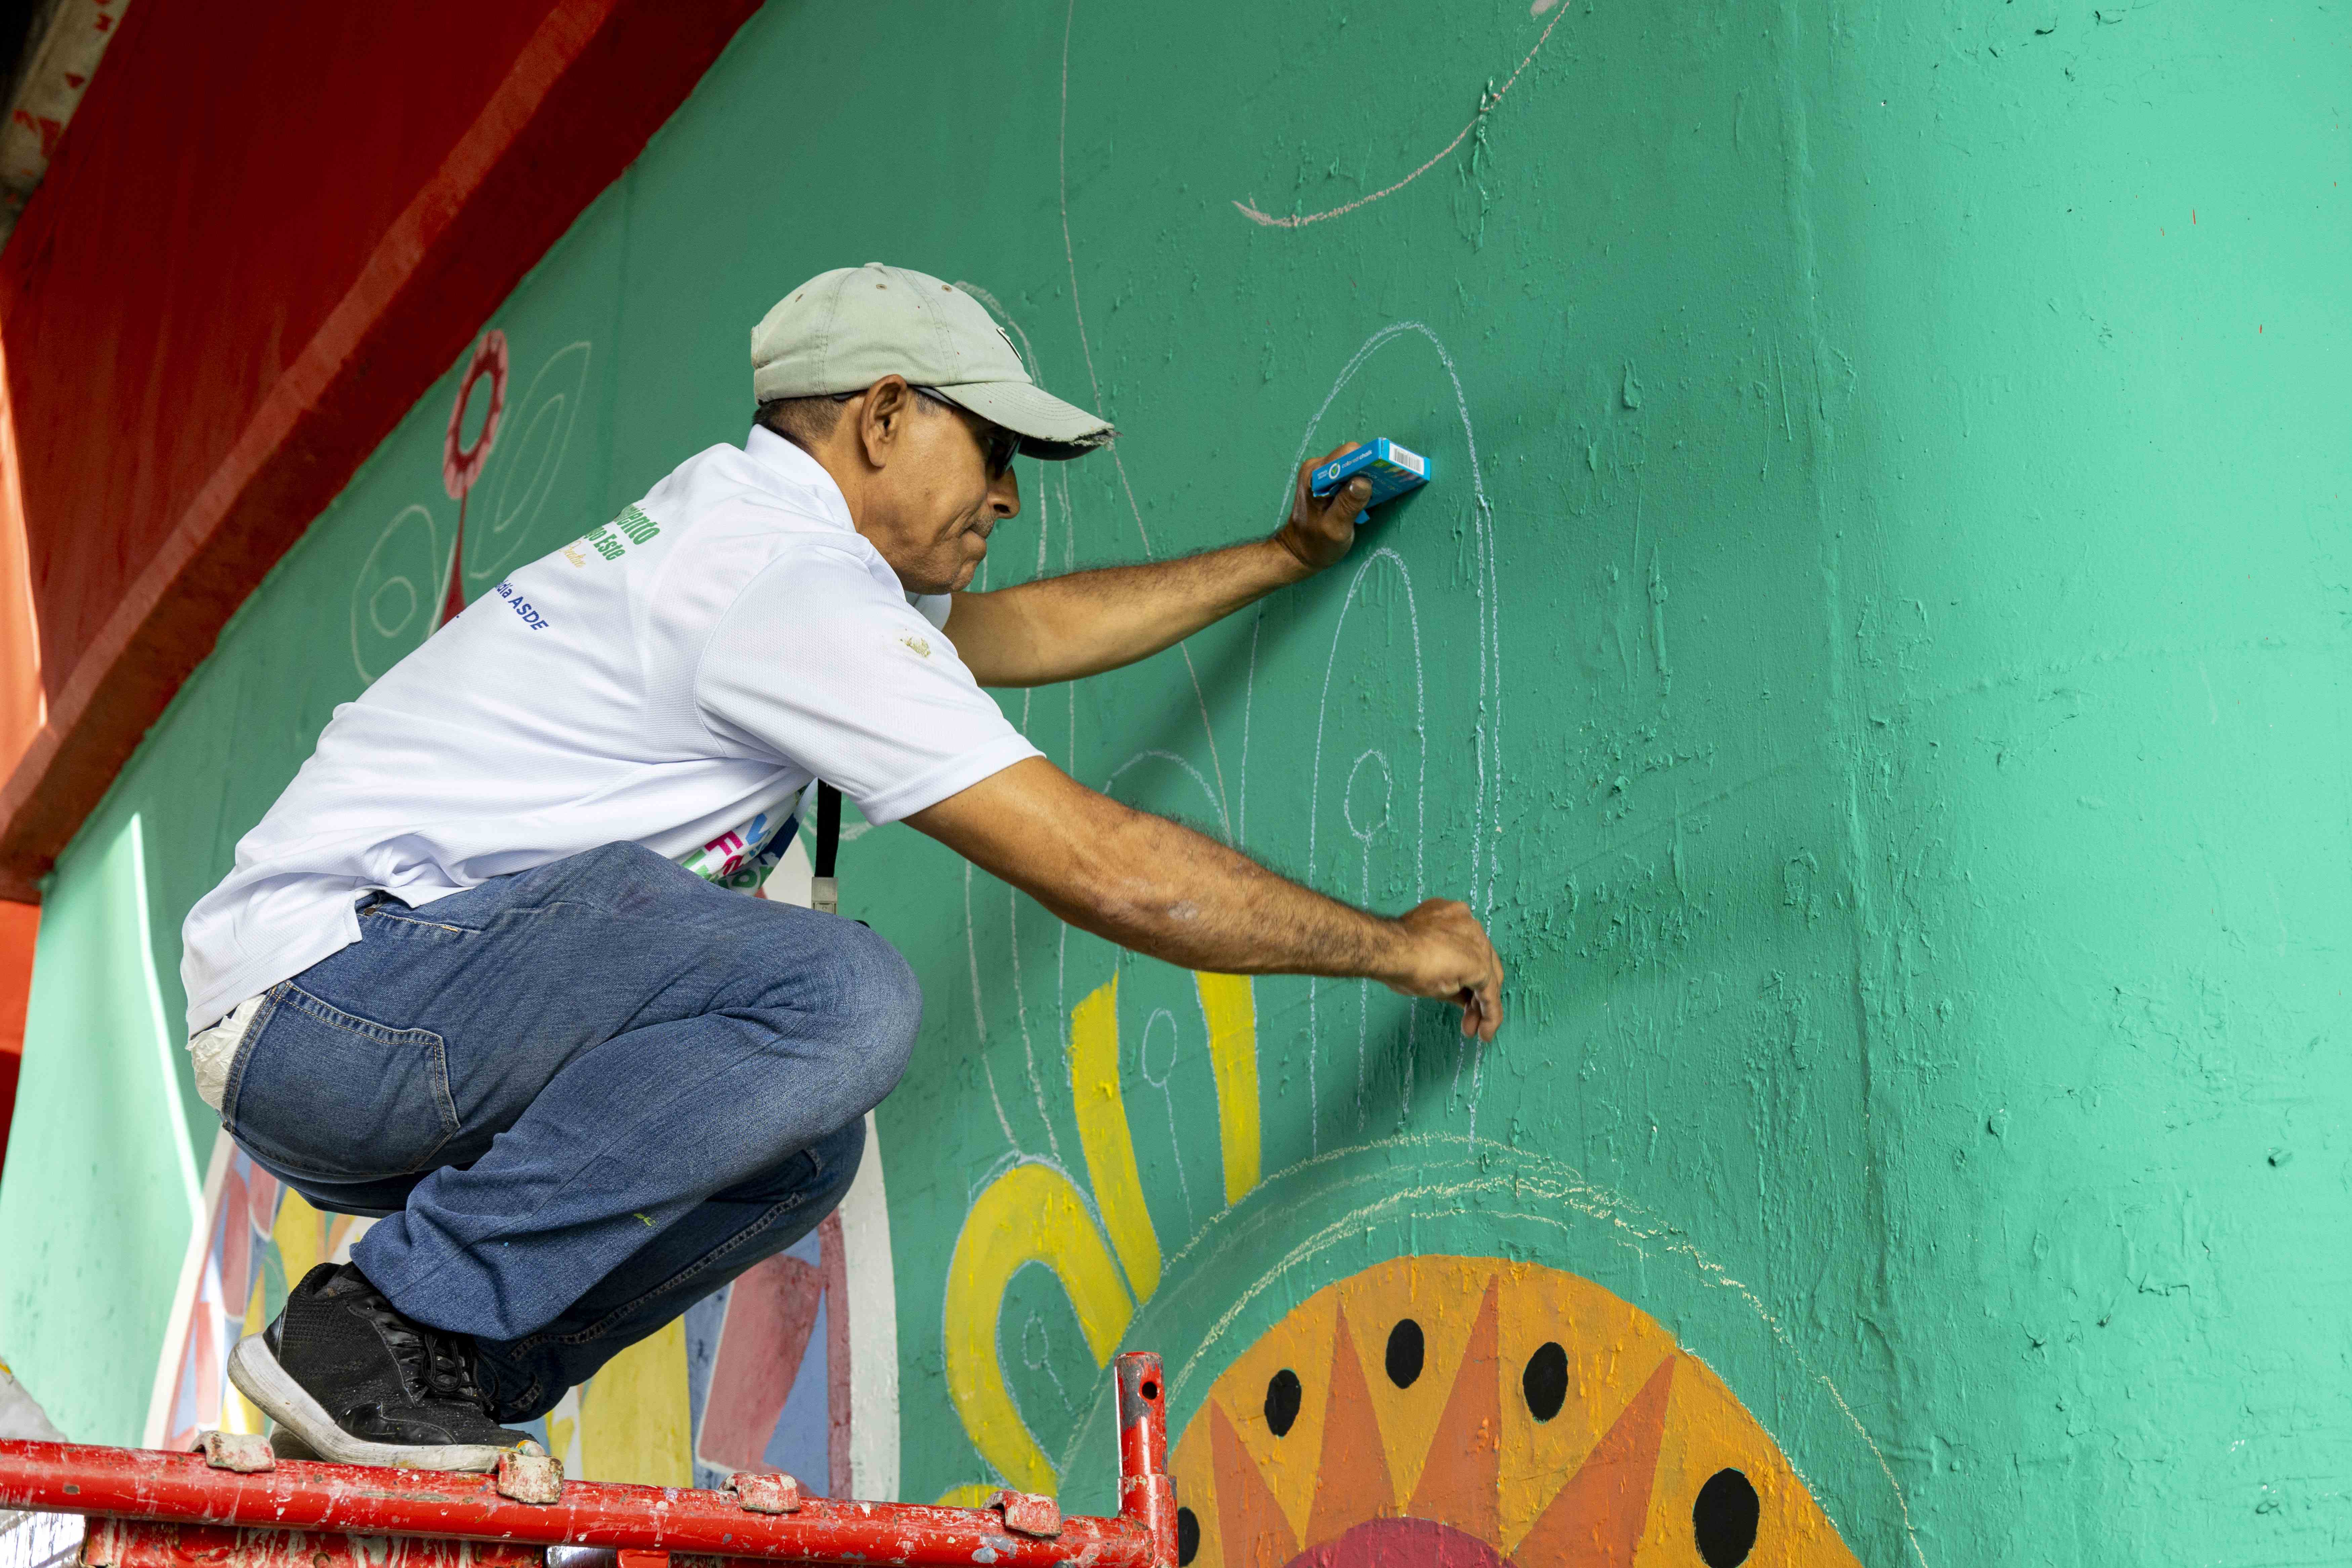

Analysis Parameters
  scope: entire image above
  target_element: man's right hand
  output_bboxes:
[1381,898,1506,1042]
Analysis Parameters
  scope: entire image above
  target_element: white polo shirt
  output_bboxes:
[178,426,1040,1035]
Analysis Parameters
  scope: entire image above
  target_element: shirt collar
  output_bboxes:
[742,424,855,534]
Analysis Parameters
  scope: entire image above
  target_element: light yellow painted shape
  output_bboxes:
[577,1316,692,1486]
[1632,1351,1863,1568]
[1192,973,1260,1206]
[944,1161,1134,1494]
[548,1413,577,1471]
[935,1482,1000,1509]
[272,1188,326,1292]
[1069,975,1160,1300]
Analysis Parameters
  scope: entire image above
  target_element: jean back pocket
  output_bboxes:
[225,984,461,1181]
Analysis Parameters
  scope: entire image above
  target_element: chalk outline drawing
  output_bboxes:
[349,503,442,683]
[944,30,1524,1486]
[1276,322,1505,1147]
[954,280,1077,1168]
[1135,1007,1194,1231]
[954,71,1919,1544]
[348,337,594,683]
[1057,3,1234,828]
[937,319,1503,1498]
[467,340,594,591]
[1232,4,1575,228]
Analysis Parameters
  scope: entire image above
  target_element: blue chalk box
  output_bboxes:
[1309,439,1430,508]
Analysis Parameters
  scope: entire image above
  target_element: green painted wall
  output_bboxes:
[2,1,2346,1560]
[0,815,201,1442]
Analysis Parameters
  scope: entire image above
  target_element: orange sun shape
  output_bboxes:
[1167,1256,1863,1567]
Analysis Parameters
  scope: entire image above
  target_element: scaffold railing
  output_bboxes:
[0,1352,1177,1568]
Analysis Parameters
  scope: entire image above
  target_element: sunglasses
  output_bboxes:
[831,386,1023,479]
[913,386,1022,478]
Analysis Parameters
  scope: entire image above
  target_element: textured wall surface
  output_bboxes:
[0,2,2345,1562]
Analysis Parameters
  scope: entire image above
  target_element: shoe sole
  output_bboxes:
[227,1334,516,1473]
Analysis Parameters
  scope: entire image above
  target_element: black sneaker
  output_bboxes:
[228,1262,541,1471]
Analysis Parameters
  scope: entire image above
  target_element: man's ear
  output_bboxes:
[857,375,914,469]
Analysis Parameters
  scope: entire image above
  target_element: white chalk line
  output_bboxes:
[956,281,1086,1168]
[1277,321,1502,1138]
[962,859,1023,1154]
[1234,4,1575,229]
[1060,0,1233,835]
[1136,1007,1197,1232]
[1106,749,1231,842]
[1305,547,1425,1150]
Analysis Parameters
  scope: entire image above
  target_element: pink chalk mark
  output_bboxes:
[1234,4,1573,230]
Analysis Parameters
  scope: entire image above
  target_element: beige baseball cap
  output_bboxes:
[751,262,1115,459]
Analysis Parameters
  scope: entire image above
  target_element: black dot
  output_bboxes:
[1384,1319,1425,1388]
[1522,1341,1568,1422]
[1140,1379,1159,1401]
[1693,1468,1759,1568]
[1176,1506,1201,1565]
[1264,1368,1302,1436]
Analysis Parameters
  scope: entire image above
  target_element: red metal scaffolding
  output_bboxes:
[0,1353,1177,1568]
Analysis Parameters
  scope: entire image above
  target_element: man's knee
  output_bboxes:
[798,916,923,1091]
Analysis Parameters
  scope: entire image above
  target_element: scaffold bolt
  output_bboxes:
[197,1432,275,1473]
[989,1489,1063,1538]
[494,1447,563,1504]
[728,1472,804,1514]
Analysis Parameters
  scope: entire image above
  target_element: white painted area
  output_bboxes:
[144,1134,232,1448]
[838,1110,899,1501]
[327,1217,375,1264]
[137,812,213,1444]
[0,1363,61,1443]
[129,816,204,1226]
[760,826,814,908]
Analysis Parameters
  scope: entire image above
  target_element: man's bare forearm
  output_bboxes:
[909,759,1395,976]
[1024,801,1404,977]
[909,759,1508,1039]
[945,536,1310,688]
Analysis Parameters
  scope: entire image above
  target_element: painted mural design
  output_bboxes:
[1166,1257,1858,1568]
[153,1138,886,1493]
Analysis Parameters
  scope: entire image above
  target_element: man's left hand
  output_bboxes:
[1273,443,1373,576]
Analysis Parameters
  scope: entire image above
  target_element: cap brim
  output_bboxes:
[933,380,1116,461]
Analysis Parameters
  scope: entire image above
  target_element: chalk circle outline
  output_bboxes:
[350,504,442,684]
[1343,749,1393,843]
[1046,1134,1929,1567]
[1283,323,1497,920]
[442,330,509,500]
[468,340,594,588]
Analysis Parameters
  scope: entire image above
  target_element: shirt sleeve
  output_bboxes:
[908,592,954,630]
[697,548,1042,824]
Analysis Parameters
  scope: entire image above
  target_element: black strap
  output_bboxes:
[814,782,842,880]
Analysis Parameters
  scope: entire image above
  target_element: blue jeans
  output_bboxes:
[220,841,922,1422]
